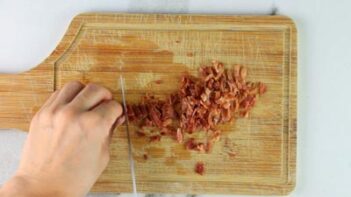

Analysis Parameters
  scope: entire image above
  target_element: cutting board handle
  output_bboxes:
[0,13,79,131]
[0,67,53,131]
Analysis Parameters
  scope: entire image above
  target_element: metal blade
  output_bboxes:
[119,76,137,197]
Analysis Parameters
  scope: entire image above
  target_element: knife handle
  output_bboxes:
[0,66,53,131]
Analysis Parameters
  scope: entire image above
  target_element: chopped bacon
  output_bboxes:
[176,128,183,143]
[258,82,267,94]
[154,79,163,84]
[195,162,205,175]
[149,135,161,142]
[126,61,266,153]
[185,138,206,152]
[136,130,146,137]
[185,138,197,150]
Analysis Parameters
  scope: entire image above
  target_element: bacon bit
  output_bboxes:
[200,93,208,102]
[136,130,146,137]
[144,118,153,127]
[127,61,266,153]
[233,64,241,78]
[143,154,148,160]
[209,129,221,143]
[196,143,205,152]
[149,135,161,142]
[195,162,205,175]
[204,142,213,153]
[154,79,163,84]
[185,139,206,152]
[185,138,197,150]
[160,127,172,136]
[258,82,267,94]
[162,118,172,127]
[228,152,237,158]
[176,128,183,143]
[240,67,247,80]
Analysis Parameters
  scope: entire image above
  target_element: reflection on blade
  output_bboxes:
[119,76,137,197]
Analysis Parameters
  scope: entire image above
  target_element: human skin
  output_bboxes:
[0,81,124,197]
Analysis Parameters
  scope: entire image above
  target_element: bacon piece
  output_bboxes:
[136,130,146,137]
[185,138,197,150]
[195,162,205,175]
[176,128,183,143]
[149,135,161,142]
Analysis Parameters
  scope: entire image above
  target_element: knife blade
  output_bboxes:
[119,75,138,197]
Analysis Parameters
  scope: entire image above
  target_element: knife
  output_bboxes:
[119,76,138,197]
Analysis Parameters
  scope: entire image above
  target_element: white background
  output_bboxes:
[1,0,351,196]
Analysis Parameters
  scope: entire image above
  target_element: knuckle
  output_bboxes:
[87,83,112,98]
[109,102,123,121]
[104,101,122,117]
[66,81,83,89]
[115,102,123,116]
[101,87,112,98]
[86,83,100,92]
[111,100,120,109]
[35,109,54,124]
[55,107,77,123]
[86,83,96,89]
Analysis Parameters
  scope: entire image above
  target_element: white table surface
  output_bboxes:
[1,0,351,196]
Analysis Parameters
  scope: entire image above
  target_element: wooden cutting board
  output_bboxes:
[0,13,297,195]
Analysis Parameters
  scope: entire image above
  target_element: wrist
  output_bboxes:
[0,174,69,197]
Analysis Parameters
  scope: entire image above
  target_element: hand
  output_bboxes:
[0,81,124,197]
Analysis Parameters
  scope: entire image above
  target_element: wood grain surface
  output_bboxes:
[0,13,297,195]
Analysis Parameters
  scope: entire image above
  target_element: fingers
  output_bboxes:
[52,81,85,108]
[102,115,123,158]
[40,90,60,110]
[70,83,112,111]
[109,115,125,139]
[92,100,123,125]
[91,100,123,142]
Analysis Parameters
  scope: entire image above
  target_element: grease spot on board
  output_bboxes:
[176,165,187,175]
[186,52,194,57]
[135,73,156,88]
[132,136,146,151]
[222,137,239,159]
[165,156,177,166]
[85,34,187,73]
[145,146,165,158]
[171,145,191,160]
